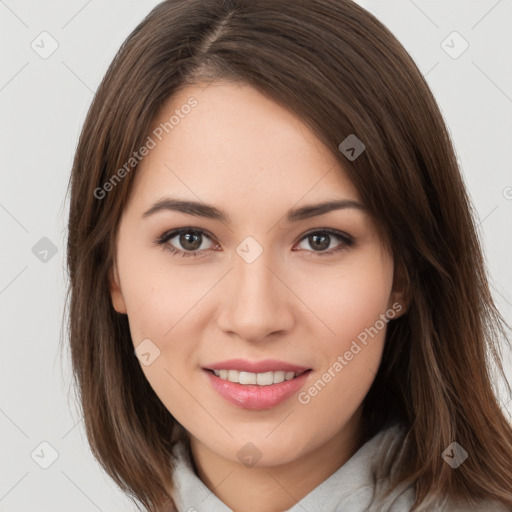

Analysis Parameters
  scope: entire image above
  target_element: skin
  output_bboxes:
[109,81,406,512]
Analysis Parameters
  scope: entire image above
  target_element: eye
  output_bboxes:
[294,229,354,257]
[155,228,218,258]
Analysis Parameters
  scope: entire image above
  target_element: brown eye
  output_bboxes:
[176,231,204,251]
[156,228,217,258]
[307,233,331,251]
[295,229,354,256]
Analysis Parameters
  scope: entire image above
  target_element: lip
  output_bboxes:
[204,358,310,374]
[202,367,313,410]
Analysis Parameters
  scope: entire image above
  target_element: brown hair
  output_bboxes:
[64,0,512,510]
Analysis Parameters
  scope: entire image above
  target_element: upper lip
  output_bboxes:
[204,359,310,374]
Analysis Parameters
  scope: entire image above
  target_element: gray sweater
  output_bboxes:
[170,425,509,512]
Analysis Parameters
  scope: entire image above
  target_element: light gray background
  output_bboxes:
[1,1,511,511]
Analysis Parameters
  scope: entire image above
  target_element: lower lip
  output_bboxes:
[203,369,312,410]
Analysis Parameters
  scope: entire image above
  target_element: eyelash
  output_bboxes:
[154,227,355,259]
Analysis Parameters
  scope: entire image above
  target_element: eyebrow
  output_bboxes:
[142,197,366,224]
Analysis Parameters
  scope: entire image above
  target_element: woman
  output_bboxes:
[65,0,512,510]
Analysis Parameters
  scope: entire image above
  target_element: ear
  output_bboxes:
[109,262,127,314]
[387,260,410,319]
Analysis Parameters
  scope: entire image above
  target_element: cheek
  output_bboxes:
[297,249,394,349]
[332,270,392,351]
[294,251,393,405]
[116,237,208,342]
[117,252,206,416]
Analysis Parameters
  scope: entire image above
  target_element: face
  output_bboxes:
[109,81,404,467]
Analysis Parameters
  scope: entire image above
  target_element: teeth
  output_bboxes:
[211,369,298,385]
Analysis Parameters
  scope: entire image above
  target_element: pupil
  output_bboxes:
[311,234,329,251]
[181,232,201,251]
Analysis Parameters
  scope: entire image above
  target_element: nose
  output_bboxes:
[216,246,295,344]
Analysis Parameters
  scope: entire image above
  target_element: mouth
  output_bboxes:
[203,368,311,386]
[202,363,313,410]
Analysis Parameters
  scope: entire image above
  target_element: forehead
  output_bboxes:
[128,81,361,214]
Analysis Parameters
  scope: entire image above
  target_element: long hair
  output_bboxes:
[64,1,512,510]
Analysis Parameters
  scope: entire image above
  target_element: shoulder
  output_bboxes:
[365,425,511,512]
